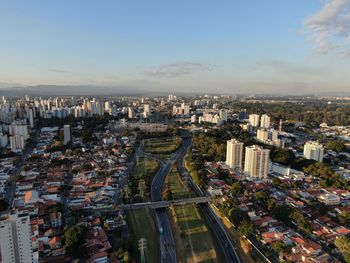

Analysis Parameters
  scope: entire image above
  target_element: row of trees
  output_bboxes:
[185,150,208,187]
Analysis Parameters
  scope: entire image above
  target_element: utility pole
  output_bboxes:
[138,238,147,263]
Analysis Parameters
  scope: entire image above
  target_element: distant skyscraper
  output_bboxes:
[219,109,228,122]
[249,114,260,127]
[63,125,71,145]
[104,101,111,113]
[303,141,324,162]
[279,119,283,132]
[226,139,243,169]
[244,145,270,178]
[191,114,197,123]
[0,212,33,263]
[260,114,270,128]
[128,107,135,119]
[9,121,29,152]
[143,104,150,118]
[28,108,34,128]
[0,133,8,147]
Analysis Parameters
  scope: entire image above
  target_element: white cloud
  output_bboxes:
[303,0,350,55]
[144,61,216,78]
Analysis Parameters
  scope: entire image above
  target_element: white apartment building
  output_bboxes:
[260,114,270,128]
[219,109,228,122]
[191,114,197,123]
[0,133,8,147]
[9,122,29,140]
[128,107,135,119]
[143,104,150,118]
[10,135,25,152]
[226,139,243,169]
[63,125,71,145]
[249,114,260,127]
[244,145,270,178]
[0,212,33,263]
[257,128,269,142]
[303,141,324,162]
[104,101,111,113]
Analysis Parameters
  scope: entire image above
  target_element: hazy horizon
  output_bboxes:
[1,0,350,94]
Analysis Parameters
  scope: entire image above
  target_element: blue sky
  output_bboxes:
[1,0,350,94]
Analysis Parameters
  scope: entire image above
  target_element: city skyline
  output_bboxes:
[2,0,350,94]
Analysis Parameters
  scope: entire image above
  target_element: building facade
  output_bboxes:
[226,139,243,169]
[0,212,33,263]
[244,145,270,178]
[303,141,324,162]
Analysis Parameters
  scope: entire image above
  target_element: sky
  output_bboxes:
[1,0,350,94]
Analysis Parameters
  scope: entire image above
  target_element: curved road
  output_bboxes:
[177,137,241,263]
[140,134,241,263]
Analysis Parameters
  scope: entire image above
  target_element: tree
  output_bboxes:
[272,177,283,187]
[339,211,350,225]
[237,220,254,237]
[63,225,88,259]
[228,208,247,226]
[0,199,8,212]
[326,139,346,153]
[272,241,286,255]
[271,149,295,166]
[267,198,277,211]
[289,210,312,233]
[335,236,350,263]
[230,181,244,197]
[272,205,292,223]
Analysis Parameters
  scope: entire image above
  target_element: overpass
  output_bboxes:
[122,196,212,210]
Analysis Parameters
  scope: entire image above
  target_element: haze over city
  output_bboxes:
[2,0,350,94]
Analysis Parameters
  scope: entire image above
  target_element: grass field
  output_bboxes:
[129,157,159,201]
[143,136,182,155]
[164,165,218,262]
[170,205,218,263]
[163,166,195,200]
[131,157,158,178]
[126,208,159,263]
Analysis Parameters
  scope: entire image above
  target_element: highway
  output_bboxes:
[140,133,241,263]
[177,136,242,263]
[147,136,192,263]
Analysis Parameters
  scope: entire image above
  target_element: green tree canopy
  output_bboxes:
[63,225,88,259]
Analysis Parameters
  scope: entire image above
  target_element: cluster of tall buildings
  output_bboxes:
[73,98,111,118]
[127,103,150,119]
[248,114,270,129]
[226,139,270,178]
[172,103,190,117]
[192,109,228,125]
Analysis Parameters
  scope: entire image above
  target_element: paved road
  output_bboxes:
[147,137,192,263]
[123,196,212,209]
[177,137,242,263]
[138,134,242,263]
